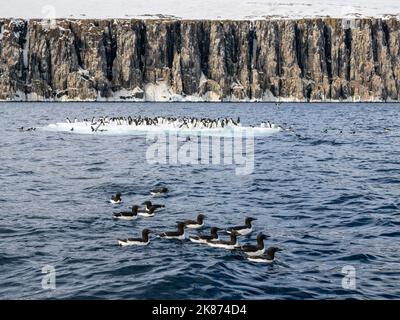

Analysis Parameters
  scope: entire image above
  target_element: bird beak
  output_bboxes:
[276,248,282,252]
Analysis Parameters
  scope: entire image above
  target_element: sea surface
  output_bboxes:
[0,102,399,299]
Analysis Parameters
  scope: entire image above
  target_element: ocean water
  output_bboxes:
[0,102,399,300]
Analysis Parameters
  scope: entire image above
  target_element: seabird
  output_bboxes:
[118,229,151,246]
[112,205,139,220]
[237,232,269,256]
[226,217,256,236]
[180,214,206,229]
[159,222,186,240]
[110,192,122,204]
[142,201,165,212]
[206,231,239,250]
[138,206,157,218]
[150,187,169,196]
[247,247,282,263]
[189,227,220,244]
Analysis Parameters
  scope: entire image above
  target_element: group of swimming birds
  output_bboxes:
[63,115,284,132]
[110,188,281,264]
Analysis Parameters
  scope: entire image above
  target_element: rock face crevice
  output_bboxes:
[0,18,399,101]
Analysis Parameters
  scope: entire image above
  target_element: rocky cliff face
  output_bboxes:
[0,18,399,102]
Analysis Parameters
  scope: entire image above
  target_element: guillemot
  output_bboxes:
[150,187,169,196]
[142,201,165,212]
[110,192,122,204]
[247,247,282,263]
[118,229,151,246]
[159,222,186,240]
[180,214,206,229]
[237,232,269,256]
[206,231,239,250]
[189,227,220,244]
[226,217,256,236]
[112,205,139,220]
[138,206,157,217]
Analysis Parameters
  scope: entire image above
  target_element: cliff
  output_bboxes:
[0,18,399,102]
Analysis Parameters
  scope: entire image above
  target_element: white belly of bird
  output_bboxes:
[245,248,265,256]
[189,237,205,243]
[237,228,252,236]
[110,199,121,204]
[115,215,136,220]
[127,240,149,246]
[189,236,216,244]
[186,222,204,229]
[208,240,238,250]
[247,257,273,263]
[164,232,185,240]
[138,212,155,217]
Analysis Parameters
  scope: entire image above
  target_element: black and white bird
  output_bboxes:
[110,192,122,204]
[138,206,157,218]
[206,231,239,250]
[159,222,186,240]
[142,201,165,212]
[180,214,206,229]
[237,232,268,256]
[150,187,169,196]
[118,229,152,247]
[247,247,282,263]
[189,227,220,244]
[112,205,140,220]
[226,217,257,236]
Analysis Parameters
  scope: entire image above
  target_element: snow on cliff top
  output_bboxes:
[2,0,400,19]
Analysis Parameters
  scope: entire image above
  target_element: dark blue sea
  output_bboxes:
[0,102,399,299]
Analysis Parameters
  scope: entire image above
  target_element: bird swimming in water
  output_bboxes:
[138,206,157,218]
[237,233,269,256]
[247,247,282,263]
[189,227,220,244]
[226,217,256,236]
[112,205,139,220]
[117,229,152,246]
[150,187,169,196]
[179,214,206,229]
[142,201,165,212]
[206,230,239,250]
[159,222,186,240]
[110,192,122,204]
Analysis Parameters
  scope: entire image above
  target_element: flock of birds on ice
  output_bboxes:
[110,188,282,264]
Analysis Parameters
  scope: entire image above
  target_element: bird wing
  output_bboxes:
[183,219,196,225]
[240,245,257,252]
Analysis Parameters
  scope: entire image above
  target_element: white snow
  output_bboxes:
[1,0,400,19]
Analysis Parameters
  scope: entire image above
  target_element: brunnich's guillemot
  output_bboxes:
[159,222,186,240]
[226,217,257,236]
[247,247,282,263]
[110,192,122,204]
[142,201,165,212]
[180,214,206,229]
[238,232,269,256]
[206,231,239,250]
[189,227,220,244]
[118,229,151,246]
[112,205,139,220]
[150,187,169,196]
[138,206,157,217]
